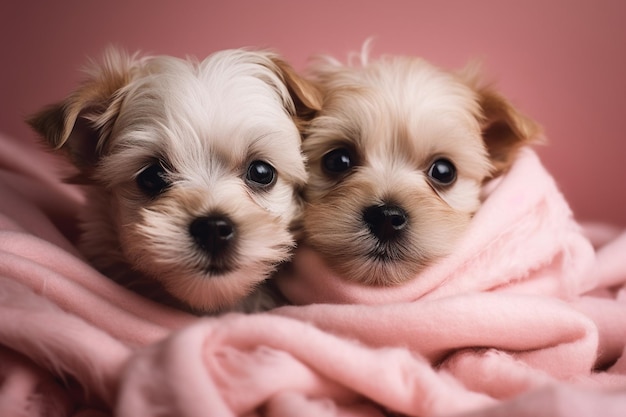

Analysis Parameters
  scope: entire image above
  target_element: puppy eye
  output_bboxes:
[428,159,457,185]
[246,160,276,188]
[136,162,171,196]
[322,148,353,174]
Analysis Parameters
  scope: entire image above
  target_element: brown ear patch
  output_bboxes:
[27,48,139,174]
[271,57,323,129]
[477,87,543,177]
[27,103,68,150]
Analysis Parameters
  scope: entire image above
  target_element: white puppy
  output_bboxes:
[29,48,321,313]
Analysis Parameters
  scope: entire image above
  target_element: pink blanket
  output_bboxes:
[1,132,626,416]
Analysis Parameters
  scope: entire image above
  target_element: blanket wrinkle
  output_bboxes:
[0,226,194,337]
[262,391,385,417]
[586,231,626,291]
[0,138,84,248]
[0,249,183,348]
[0,179,79,255]
[273,293,600,393]
[117,315,495,417]
[439,348,556,399]
[574,296,626,370]
[117,316,363,417]
[0,277,127,408]
[1,132,626,416]
[456,383,626,417]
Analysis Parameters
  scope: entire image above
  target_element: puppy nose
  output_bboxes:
[189,216,235,254]
[362,204,408,241]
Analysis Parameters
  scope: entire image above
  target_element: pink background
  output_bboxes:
[1,1,624,225]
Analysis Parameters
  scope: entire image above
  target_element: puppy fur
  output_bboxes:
[28,48,321,313]
[301,51,541,286]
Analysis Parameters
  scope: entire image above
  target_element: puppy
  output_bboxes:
[300,51,541,286]
[28,48,321,313]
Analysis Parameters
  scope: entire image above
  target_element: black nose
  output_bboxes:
[189,216,235,254]
[362,204,408,241]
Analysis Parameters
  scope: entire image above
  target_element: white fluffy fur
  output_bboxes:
[30,48,320,313]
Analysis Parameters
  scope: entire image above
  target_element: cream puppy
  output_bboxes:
[300,51,540,286]
[29,48,320,312]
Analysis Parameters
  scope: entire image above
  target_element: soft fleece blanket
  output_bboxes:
[1,132,626,417]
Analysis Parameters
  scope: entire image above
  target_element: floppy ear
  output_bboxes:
[458,63,542,177]
[477,86,543,176]
[270,57,323,129]
[27,48,141,175]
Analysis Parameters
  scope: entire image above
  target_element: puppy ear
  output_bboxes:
[27,48,140,174]
[478,88,541,176]
[459,63,542,177]
[477,86,543,176]
[271,57,322,127]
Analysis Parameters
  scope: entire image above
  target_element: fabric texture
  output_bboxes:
[1,132,626,416]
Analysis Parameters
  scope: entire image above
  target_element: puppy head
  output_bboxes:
[29,48,321,312]
[302,54,540,286]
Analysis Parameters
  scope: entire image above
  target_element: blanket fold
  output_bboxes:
[274,294,599,376]
[1,132,626,417]
[116,314,496,417]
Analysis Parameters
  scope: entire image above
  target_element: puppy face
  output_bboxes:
[302,55,540,286]
[29,48,321,312]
